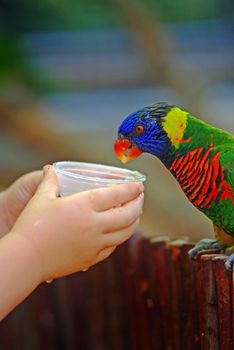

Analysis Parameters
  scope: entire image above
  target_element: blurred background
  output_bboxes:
[0,0,234,241]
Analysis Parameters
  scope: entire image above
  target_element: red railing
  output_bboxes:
[0,234,233,349]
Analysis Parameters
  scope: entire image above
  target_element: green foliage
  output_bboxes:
[0,32,27,82]
[146,0,217,22]
[0,0,229,32]
[0,0,122,31]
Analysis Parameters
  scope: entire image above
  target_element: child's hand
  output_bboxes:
[0,171,43,236]
[11,165,144,282]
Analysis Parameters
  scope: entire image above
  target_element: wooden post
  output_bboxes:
[102,242,132,350]
[0,283,61,350]
[199,255,220,350]
[212,255,233,350]
[149,237,172,350]
[169,240,200,350]
[125,234,154,350]
[179,243,200,350]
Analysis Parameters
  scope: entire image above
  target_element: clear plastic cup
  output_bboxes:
[53,161,146,196]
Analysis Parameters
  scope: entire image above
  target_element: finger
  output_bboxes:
[12,170,43,196]
[104,218,139,246]
[89,182,144,212]
[35,165,59,198]
[5,171,43,212]
[3,171,43,224]
[100,193,144,232]
[95,246,117,264]
[21,171,43,197]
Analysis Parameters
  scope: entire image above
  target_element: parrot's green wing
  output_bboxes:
[219,143,234,190]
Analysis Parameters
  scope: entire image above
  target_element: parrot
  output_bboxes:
[114,102,234,269]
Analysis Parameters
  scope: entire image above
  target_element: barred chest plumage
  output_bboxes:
[169,145,234,210]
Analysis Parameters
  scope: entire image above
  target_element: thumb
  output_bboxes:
[35,165,60,198]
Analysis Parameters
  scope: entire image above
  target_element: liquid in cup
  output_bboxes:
[53,161,146,196]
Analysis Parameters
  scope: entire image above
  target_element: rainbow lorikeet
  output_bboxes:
[114,102,234,269]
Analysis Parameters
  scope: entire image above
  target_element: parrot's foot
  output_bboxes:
[188,239,226,260]
[225,253,234,271]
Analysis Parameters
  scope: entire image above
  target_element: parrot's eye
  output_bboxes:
[135,125,145,135]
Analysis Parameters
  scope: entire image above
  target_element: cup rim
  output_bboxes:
[53,161,146,184]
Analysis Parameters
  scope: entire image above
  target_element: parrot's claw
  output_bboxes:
[225,254,234,271]
[188,239,226,260]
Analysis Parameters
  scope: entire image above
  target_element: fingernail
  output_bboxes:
[138,183,144,192]
[43,165,50,175]
[139,192,144,199]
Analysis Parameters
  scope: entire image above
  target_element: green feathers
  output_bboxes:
[116,102,234,236]
[166,110,234,236]
[116,102,234,267]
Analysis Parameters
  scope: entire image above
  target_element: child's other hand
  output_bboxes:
[11,165,144,282]
[0,171,43,236]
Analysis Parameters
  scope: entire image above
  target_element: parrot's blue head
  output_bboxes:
[114,102,174,163]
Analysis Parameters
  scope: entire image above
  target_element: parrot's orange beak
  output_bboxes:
[114,139,142,163]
